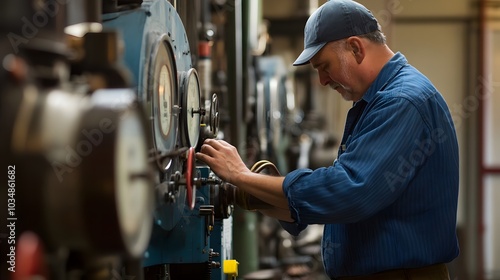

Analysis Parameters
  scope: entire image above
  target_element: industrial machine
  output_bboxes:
[0,0,237,279]
[100,1,235,279]
[0,1,318,279]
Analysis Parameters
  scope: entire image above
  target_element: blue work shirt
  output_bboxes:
[281,52,459,277]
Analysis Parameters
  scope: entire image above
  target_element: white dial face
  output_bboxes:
[158,64,172,138]
[116,110,152,257]
[186,70,200,147]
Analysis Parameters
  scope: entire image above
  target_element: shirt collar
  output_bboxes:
[361,52,408,103]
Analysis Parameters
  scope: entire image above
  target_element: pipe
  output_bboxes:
[477,0,486,278]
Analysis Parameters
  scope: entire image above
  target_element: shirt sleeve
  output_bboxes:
[282,96,431,224]
[278,220,308,236]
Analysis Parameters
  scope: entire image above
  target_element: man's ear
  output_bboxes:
[347,37,365,64]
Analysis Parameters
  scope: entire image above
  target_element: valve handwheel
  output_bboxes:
[210,93,220,136]
[185,147,196,210]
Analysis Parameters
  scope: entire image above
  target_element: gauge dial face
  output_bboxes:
[186,69,200,147]
[149,38,178,161]
[116,110,153,257]
[157,59,173,139]
[180,69,201,148]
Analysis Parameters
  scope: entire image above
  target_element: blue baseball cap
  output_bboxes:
[293,0,379,66]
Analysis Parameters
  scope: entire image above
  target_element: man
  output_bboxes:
[196,0,459,279]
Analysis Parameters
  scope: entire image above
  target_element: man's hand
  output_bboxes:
[197,139,290,212]
[196,139,250,185]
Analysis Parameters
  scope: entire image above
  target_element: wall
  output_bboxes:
[484,24,500,280]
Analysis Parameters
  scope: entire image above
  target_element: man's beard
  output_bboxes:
[330,83,353,101]
[329,53,354,101]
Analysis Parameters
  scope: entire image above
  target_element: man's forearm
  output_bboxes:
[233,171,289,210]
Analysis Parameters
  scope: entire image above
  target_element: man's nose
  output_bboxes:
[318,71,331,86]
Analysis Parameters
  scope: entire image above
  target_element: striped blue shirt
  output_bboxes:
[281,52,460,277]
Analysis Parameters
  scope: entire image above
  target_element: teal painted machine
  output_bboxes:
[103,1,235,279]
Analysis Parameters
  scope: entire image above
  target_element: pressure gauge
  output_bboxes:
[79,89,154,258]
[149,37,178,163]
[79,89,154,257]
[115,108,153,256]
[180,68,201,148]
[158,64,172,138]
[12,88,154,258]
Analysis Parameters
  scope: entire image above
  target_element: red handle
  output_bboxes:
[185,147,196,210]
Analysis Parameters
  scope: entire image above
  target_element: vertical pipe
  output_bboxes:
[67,0,102,26]
[177,0,199,66]
[226,0,244,147]
[198,0,213,103]
[477,0,486,279]
[226,0,259,276]
[30,0,67,42]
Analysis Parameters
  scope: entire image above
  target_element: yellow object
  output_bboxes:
[223,259,239,277]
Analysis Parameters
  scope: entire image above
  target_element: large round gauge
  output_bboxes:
[149,37,178,163]
[158,64,172,138]
[115,107,153,257]
[180,68,201,148]
[81,89,154,258]
[12,88,154,259]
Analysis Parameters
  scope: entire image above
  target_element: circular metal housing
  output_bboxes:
[149,36,178,166]
[12,88,154,258]
[180,68,201,148]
